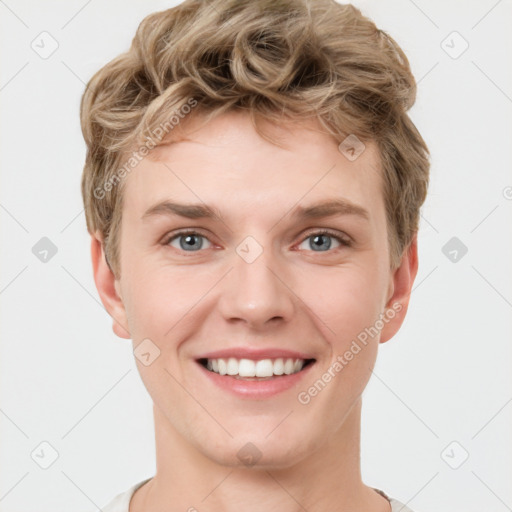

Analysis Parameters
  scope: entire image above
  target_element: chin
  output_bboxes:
[198,428,320,470]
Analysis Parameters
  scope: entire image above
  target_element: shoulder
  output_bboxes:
[373,487,421,512]
[389,498,419,512]
[101,478,152,512]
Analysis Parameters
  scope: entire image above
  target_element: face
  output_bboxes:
[93,110,417,469]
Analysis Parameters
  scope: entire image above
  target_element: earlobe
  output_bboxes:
[379,234,419,344]
[90,231,131,339]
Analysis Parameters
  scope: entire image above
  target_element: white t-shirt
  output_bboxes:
[102,478,420,511]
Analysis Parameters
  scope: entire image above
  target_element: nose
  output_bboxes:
[216,240,296,330]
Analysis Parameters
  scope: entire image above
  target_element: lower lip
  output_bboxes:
[196,361,315,400]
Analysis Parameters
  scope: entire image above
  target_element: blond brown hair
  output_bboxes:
[80,0,430,278]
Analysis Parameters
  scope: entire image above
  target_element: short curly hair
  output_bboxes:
[80,0,430,279]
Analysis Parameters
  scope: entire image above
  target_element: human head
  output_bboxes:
[80,0,430,280]
[80,0,430,472]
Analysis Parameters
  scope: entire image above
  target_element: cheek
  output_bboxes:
[306,263,385,347]
[122,262,214,340]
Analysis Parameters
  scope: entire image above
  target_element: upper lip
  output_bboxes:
[196,348,316,361]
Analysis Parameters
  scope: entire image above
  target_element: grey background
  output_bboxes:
[0,0,511,511]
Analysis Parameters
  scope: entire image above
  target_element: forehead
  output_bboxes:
[121,110,384,225]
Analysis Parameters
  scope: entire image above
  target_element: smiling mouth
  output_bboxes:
[197,357,316,380]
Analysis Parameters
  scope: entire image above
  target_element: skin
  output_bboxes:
[91,110,418,512]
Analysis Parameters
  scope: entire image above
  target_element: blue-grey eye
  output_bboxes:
[297,232,343,252]
[168,233,212,251]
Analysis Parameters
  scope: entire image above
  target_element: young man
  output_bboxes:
[80,0,430,510]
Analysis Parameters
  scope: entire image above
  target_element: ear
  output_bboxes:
[90,231,131,339]
[379,233,419,344]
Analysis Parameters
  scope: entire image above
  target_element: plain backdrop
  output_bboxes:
[0,1,511,511]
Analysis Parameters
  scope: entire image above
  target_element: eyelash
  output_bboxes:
[162,228,352,253]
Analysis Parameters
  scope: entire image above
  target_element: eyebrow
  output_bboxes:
[142,201,224,222]
[292,199,369,221]
[141,198,369,222]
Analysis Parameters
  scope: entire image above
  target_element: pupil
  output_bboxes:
[181,234,202,250]
[312,234,331,251]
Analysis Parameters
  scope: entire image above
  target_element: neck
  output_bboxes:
[130,398,390,512]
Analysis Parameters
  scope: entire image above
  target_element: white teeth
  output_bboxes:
[284,358,295,375]
[226,357,238,375]
[203,357,308,377]
[255,359,274,377]
[239,359,256,377]
[273,358,284,375]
